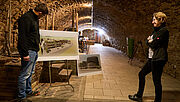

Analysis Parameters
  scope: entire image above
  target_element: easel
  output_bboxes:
[37,30,79,95]
[128,41,145,64]
[44,59,74,95]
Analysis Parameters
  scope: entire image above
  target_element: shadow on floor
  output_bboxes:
[30,98,130,102]
[143,90,180,102]
[162,90,180,102]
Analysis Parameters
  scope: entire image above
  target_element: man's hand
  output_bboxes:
[23,56,30,61]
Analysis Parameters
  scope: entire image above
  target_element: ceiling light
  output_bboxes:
[82,3,92,7]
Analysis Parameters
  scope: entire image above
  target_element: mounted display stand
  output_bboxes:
[44,60,74,95]
[37,30,79,95]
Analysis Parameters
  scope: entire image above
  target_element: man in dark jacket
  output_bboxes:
[17,3,48,102]
[128,12,169,102]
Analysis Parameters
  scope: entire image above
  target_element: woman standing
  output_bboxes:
[128,12,169,102]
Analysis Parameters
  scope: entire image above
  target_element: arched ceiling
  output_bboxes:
[50,0,153,39]
[63,0,152,38]
[1,0,178,40]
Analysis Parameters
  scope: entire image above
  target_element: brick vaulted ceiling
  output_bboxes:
[0,0,179,42]
[65,0,179,39]
[92,0,164,38]
[1,0,179,39]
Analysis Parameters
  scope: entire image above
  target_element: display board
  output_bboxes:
[78,54,102,76]
[37,30,79,61]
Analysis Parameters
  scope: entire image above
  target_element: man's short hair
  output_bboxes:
[153,12,167,25]
[34,3,48,15]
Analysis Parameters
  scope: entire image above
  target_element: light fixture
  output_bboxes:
[82,3,92,7]
[79,16,92,20]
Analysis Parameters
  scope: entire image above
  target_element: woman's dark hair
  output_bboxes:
[34,3,48,15]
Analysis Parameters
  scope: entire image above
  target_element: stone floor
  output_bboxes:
[28,44,180,102]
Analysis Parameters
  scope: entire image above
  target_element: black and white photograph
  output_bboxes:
[78,54,102,76]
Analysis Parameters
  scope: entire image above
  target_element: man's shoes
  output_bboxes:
[27,91,40,97]
[128,94,142,102]
[16,98,32,102]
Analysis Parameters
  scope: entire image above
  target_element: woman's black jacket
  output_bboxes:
[147,25,169,62]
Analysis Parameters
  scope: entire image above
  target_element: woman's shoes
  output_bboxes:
[128,94,142,102]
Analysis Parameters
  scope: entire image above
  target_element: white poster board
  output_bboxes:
[37,30,79,61]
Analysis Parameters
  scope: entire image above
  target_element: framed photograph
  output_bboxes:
[37,30,79,61]
[78,54,102,76]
